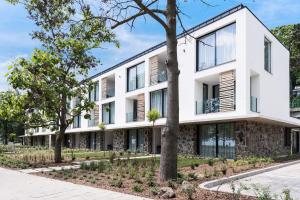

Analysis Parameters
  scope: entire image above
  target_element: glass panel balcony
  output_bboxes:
[150,70,167,85]
[126,112,137,122]
[106,88,115,98]
[196,98,220,114]
[250,96,258,112]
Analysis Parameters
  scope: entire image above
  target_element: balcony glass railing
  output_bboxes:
[126,112,137,122]
[250,96,258,112]
[150,70,167,85]
[106,88,115,98]
[196,98,220,114]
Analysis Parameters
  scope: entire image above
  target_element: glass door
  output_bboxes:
[200,124,217,157]
[128,130,137,152]
[137,130,144,152]
[218,124,235,159]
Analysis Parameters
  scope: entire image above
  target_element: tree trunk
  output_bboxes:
[4,120,8,145]
[160,0,179,181]
[54,131,63,163]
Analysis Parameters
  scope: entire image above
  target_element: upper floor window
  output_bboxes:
[89,81,99,102]
[264,37,271,73]
[150,88,167,118]
[197,23,236,71]
[127,62,145,92]
[102,102,115,124]
[73,114,81,128]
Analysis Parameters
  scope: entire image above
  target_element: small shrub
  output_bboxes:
[150,186,160,196]
[167,180,177,189]
[109,178,123,188]
[109,152,116,164]
[187,173,198,181]
[281,188,293,200]
[181,183,196,200]
[221,164,227,175]
[190,163,195,170]
[132,184,144,193]
[208,158,214,166]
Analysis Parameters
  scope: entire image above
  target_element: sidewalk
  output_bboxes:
[0,167,151,200]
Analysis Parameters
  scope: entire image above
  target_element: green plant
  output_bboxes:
[167,180,177,189]
[109,178,123,188]
[132,184,144,193]
[221,164,227,175]
[150,186,160,196]
[208,158,214,166]
[281,188,293,200]
[252,184,273,200]
[187,173,198,181]
[190,163,195,170]
[146,108,160,126]
[109,152,116,164]
[181,183,196,200]
[204,169,210,178]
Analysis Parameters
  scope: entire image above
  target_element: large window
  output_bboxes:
[197,23,236,71]
[127,63,145,92]
[127,129,145,152]
[89,81,99,102]
[264,37,271,73]
[102,102,115,124]
[150,88,167,118]
[199,123,235,159]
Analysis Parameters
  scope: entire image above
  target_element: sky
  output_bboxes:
[0,0,300,91]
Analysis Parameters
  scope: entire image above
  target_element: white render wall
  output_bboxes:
[32,7,299,136]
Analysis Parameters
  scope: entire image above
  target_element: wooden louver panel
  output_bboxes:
[219,70,235,112]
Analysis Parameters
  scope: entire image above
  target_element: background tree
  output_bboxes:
[272,24,300,92]
[7,0,116,162]
[0,91,26,144]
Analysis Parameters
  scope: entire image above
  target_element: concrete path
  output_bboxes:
[0,167,151,200]
[209,163,300,199]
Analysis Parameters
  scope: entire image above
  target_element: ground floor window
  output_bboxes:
[199,123,235,159]
[127,129,144,152]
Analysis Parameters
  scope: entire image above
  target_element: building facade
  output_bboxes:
[24,5,300,159]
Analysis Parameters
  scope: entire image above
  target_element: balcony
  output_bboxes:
[250,96,259,112]
[102,75,115,99]
[196,98,220,114]
[150,70,167,85]
[126,112,137,122]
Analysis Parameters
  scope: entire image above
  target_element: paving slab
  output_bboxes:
[0,167,151,200]
[208,163,300,199]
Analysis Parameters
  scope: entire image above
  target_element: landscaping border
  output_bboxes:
[199,160,300,189]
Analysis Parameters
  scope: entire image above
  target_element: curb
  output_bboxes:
[199,159,300,189]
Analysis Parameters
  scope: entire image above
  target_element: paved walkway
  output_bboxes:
[0,167,151,200]
[209,163,300,198]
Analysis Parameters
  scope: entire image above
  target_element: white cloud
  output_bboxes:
[0,55,28,91]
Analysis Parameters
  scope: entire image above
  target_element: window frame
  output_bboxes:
[89,81,99,102]
[127,62,145,92]
[102,102,115,124]
[196,22,236,71]
[150,88,168,118]
[264,37,272,73]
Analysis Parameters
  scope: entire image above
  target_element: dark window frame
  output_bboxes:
[284,128,291,147]
[196,22,236,72]
[89,81,99,102]
[264,37,272,73]
[102,102,115,124]
[127,62,145,92]
[73,114,81,128]
[150,88,168,118]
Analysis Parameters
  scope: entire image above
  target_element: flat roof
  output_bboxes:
[88,4,288,81]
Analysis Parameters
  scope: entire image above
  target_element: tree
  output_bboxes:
[147,108,160,154]
[78,0,182,181]
[7,0,116,162]
[77,0,217,181]
[0,91,26,144]
[272,24,300,91]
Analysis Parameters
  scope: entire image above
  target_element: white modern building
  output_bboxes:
[25,5,300,159]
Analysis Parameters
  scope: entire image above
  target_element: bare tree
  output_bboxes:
[79,0,211,181]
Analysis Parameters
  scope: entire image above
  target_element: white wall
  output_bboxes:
[32,7,298,136]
